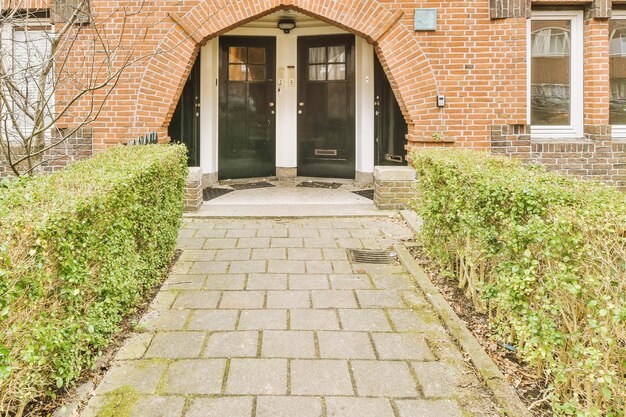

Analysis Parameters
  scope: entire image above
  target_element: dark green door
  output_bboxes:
[219,36,276,180]
[169,57,200,166]
[297,35,356,179]
[374,56,408,166]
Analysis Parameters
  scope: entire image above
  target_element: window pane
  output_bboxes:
[308,64,326,81]
[610,20,626,125]
[308,47,326,64]
[229,47,246,64]
[248,64,266,81]
[328,46,345,63]
[531,20,571,126]
[327,64,346,80]
[229,64,247,81]
[248,47,265,64]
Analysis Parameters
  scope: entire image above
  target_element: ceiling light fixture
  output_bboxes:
[278,19,296,34]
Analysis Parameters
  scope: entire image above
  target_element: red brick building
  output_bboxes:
[3,0,626,187]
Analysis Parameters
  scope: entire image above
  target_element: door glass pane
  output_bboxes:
[248,64,266,81]
[328,46,345,63]
[248,47,266,64]
[308,47,326,64]
[229,64,247,81]
[610,19,626,125]
[530,20,571,126]
[229,47,246,64]
[327,64,346,81]
[309,64,326,81]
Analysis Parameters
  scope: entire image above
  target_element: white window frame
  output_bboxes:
[528,10,584,139]
[610,10,626,139]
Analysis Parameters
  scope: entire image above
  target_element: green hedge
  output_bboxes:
[410,149,626,417]
[0,144,187,414]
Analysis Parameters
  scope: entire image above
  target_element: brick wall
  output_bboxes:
[11,0,623,187]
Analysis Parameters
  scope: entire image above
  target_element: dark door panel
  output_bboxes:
[219,36,276,180]
[374,56,408,166]
[169,57,201,166]
[297,35,355,179]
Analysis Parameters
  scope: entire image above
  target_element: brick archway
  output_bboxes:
[134,0,441,143]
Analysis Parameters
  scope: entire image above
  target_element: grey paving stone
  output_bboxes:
[291,360,354,395]
[138,309,189,331]
[336,238,363,248]
[162,274,205,290]
[219,291,265,309]
[319,228,351,238]
[270,237,304,248]
[371,333,435,360]
[331,260,354,273]
[114,333,153,360]
[215,248,252,261]
[306,260,333,274]
[203,274,246,290]
[237,237,271,248]
[268,260,306,274]
[288,228,320,238]
[82,394,185,417]
[203,238,237,249]
[238,309,287,330]
[290,309,340,330]
[173,290,220,309]
[326,397,395,417]
[387,309,446,333]
[176,237,205,249]
[144,332,205,358]
[94,360,166,394]
[412,362,459,398]
[225,358,287,395]
[266,290,310,308]
[329,274,372,289]
[178,228,196,238]
[395,399,462,417]
[229,260,267,274]
[339,309,392,331]
[170,261,192,274]
[180,249,216,261]
[371,274,415,289]
[162,359,226,394]
[351,361,418,397]
[256,396,323,417]
[287,248,323,260]
[311,290,358,308]
[194,228,227,238]
[189,261,229,274]
[204,331,259,358]
[188,310,238,331]
[226,229,257,238]
[303,237,337,248]
[252,248,287,260]
[289,274,329,290]
[149,291,177,310]
[322,248,349,260]
[317,331,375,359]
[186,397,254,417]
[356,290,406,308]
[262,330,315,358]
[247,274,288,290]
[256,228,289,238]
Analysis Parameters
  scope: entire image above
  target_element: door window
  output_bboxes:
[228,46,266,82]
[307,45,346,81]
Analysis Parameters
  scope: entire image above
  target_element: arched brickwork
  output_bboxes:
[134,0,441,142]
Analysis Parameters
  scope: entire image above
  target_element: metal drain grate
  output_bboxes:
[352,189,374,200]
[203,187,234,201]
[296,181,343,189]
[229,182,275,190]
[347,249,397,264]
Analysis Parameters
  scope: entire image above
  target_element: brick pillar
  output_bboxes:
[184,167,203,212]
[374,166,416,211]
[489,0,530,19]
[584,14,610,129]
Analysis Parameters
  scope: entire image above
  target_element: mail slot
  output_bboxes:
[385,154,404,163]
[315,149,338,157]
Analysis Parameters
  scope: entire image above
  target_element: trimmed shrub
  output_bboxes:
[0,144,188,414]
[410,148,626,417]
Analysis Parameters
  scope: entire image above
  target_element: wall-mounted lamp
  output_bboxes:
[278,19,296,34]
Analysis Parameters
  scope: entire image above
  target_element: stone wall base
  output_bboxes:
[185,167,204,212]
[374,166,416,210]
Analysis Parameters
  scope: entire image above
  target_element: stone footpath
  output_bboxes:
[82,217,501,417]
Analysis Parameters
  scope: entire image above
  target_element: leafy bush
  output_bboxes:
[410,148,626,417]
[0,144,187,414]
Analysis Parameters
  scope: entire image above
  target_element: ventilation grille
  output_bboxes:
[347,249,397,264]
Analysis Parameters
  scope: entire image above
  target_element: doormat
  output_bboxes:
[229,182,276,190]
[203,187,234,201]
[296,181,343,189]
[352,189,374,200]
